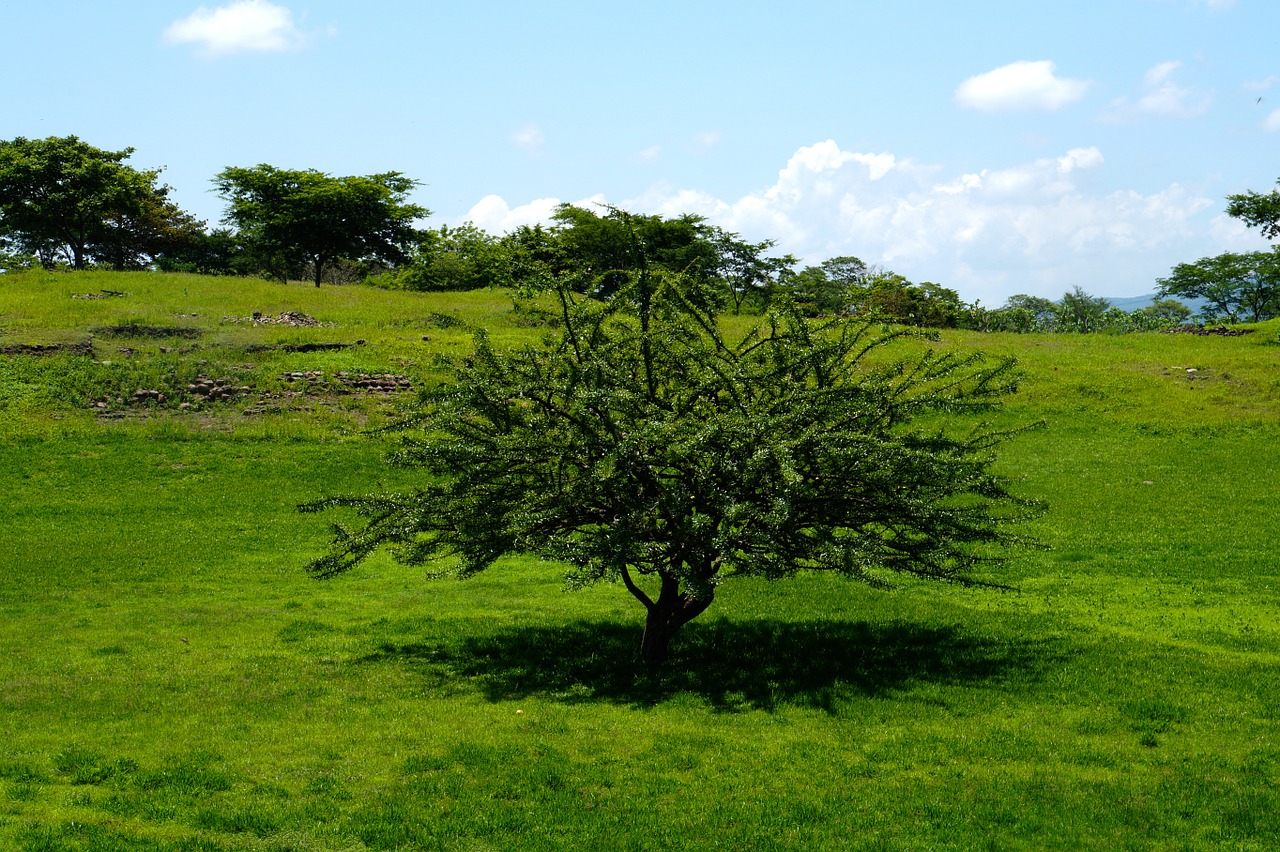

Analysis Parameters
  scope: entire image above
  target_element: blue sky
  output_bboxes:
[2,0,1277,303]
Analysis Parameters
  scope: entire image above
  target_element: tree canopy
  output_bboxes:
[0,135,196,270]
[213,165,427,287]
[1226,179,1280,241]
[1157,250,1280,323]
[303,210,1041,665]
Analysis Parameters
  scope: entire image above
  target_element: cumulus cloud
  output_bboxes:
[456,139,1226,303]
[1102,60,1210,121]
[164,0,307,56]
[955,60,1090,111]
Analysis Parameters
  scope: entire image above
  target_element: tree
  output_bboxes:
[213,165,427,287]
[0,135,190,269]
[302,210,1041,666]
[1139,298,1192,325]
[92,187,208,272]
[546,204,723,303]
[779,256,868,315]
[706,229,794,315]
[1226,179,1280,241]
[391,223,515,291]
[1055,287,1110,332]
[1157,251,1280,323]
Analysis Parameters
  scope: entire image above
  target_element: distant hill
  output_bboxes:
[1103,294,1206,314]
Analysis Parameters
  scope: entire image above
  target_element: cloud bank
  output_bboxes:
[164,0,306,56]
[955,61,1090,111]
[463,140,1239,304]
[1102,61,1210,122]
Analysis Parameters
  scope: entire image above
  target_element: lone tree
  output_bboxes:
[214,165,426,287]
[303,210,1040,665]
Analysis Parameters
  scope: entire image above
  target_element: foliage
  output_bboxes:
[1138,298,1193,324]
[303,214,1040,664]
[1225,177,1280,241]
[3,270,1280,849]
[152,226,257,276]
[385,222,515,291]
[213,164,427,287]
[1157,250,1280,323]
[1055,286,1112,332]
[0,135,196,270]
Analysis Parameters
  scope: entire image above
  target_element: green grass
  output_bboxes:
[2,270,1279,849]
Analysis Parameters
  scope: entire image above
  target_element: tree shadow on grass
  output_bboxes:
[358,617,1062,712]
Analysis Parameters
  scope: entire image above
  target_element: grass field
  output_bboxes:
[1,270,1279,850]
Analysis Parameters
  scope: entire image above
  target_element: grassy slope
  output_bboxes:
[1,270,1278,850]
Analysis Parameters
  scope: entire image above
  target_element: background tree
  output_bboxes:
[389,223,515,291]
[92,188,208,271]
[303,211,1040,666]
[1225,178,1280,241]
[1139,298,1192,325]
[0,135,191,269]
[1157,251,1280,323]
[1055,287,1111,332]
[214,165,427,287]
[779,256,868,315]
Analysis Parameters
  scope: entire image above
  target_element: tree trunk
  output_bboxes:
[637,574,714,667]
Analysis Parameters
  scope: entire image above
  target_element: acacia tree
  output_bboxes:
[214,165,426,287]
[1157,251,1280,323]
[0,135,189,269]
[303,212,1040,666]
[1226,179,1280,241]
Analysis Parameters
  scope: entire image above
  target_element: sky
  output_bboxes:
[2,0,1277,304]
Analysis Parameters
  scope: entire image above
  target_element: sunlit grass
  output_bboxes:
[1,271,1278,849]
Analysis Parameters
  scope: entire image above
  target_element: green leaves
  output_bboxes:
[213,165,427,286]
[307,216,1039,620]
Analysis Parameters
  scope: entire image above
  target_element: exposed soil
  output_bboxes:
[1161,326,1256,337]
[93,370,413,416]
[91,325,202,339]
[1,340,95,357]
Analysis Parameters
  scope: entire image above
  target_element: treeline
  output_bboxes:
[3,135,1278,330]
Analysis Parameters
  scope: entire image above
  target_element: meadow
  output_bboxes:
[1,270,1278,850]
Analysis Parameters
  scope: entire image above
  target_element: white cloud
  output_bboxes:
[512,124,545,153]
[459,140,1233,303]
[1264,108,1280,132]
[638,145,662,163]
[1102,60,1210,121]
[164,0,306,56]
[463,195,561,232]
[955,60,1090,111]
[1244,75,1279,92]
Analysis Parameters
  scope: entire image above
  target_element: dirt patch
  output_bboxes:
[91,325,202,339]
[1161,326,1255,337]
[1,340,95,357]
[245,341,362,353]
[71,290,127,300]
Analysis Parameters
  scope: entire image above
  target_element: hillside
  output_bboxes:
[2,270,1279,850]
